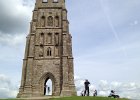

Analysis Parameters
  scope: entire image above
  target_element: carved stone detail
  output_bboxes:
[17,0,77,98]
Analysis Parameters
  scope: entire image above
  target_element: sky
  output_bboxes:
[0,0,140,99]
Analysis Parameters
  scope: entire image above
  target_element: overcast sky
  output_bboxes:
[0,0,140,99]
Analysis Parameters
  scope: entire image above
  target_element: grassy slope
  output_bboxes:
[0,96,129,100]
[51,96,129,100]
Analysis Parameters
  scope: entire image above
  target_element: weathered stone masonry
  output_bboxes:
[17,0,77,98]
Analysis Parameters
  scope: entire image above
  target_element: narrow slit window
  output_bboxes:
[40,33,44,44]
[39,45,44,57]
[47,47,52,56]
[41,16,46,27]
[47,33,52,44]
[55,16,59,27]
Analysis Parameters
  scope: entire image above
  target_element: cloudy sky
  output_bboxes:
[0,0,140,99]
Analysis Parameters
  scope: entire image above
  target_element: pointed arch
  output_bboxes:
[47,33,52,44]
[40,16,46,27]
[39,72,56,96]
[55,16,59,27]
[47,47,52,56]
[45,79,52,95]
[47,16,53,26]
[55,33,59,45]
[39,44,44,57]
[40,33,44,44]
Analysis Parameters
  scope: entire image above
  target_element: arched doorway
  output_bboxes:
[40,72,55,96]
[44,78,52,96]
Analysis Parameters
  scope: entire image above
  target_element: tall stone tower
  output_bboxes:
[17,0,76,98]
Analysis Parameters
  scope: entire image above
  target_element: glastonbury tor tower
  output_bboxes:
[17,0,77,98]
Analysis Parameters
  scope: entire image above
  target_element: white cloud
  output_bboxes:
[98,80,140,99]
[130,20,139,26]
[0,0,32,46]
[0,0,33,34]
[0,0,140,99]
[0,33,26,46]
[0,74,139,99]
[74,76,140,99]
[74,76,96,96]
[0,74,18,98]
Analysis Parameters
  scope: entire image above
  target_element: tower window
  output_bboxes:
[47,47,52,56]
[40,16,46,27]
[47,16,53,26]
[41,16,45,19]
[39,45,44,57]
[47,33,52,44]
[53,0,58,2]
[41,32,44,36]
[55,33,59,45]
[55,16,59,27]
[40,33,44,44]
[43,0,48,2]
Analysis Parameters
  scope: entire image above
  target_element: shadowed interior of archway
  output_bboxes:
[44,78,52,96]
[40,72,56,96]
[17,0,77,97]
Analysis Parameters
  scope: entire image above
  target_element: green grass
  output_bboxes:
[50,96,129,100]
[0,96,129,100]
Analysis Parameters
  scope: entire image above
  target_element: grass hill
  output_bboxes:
[50,96,129,100]
[0,96,129,100]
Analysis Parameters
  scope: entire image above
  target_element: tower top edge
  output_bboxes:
[35,0,65,8]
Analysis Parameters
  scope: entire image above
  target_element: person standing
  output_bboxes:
[80,90,84,96]
[48,87,50,94]
[93,89,97,96]
[84,79,90,96]
[44,85,47,95]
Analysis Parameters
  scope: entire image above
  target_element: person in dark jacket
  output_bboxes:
[108,90,119,98]
[84,79,90,96]
[93,89,97,96]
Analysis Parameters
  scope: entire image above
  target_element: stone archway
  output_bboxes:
[39,72,56,96]
[17,0,77,97]
[44,78,52,95]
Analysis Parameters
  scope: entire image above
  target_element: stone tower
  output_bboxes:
[17,0,76,98]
